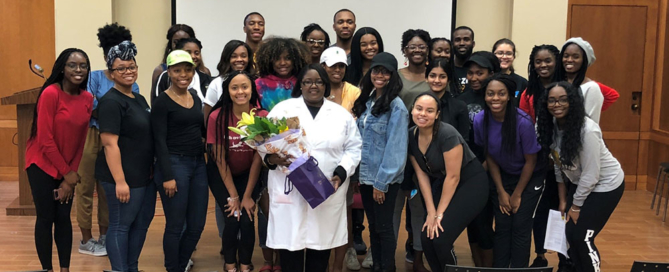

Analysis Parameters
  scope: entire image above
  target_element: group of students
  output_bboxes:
[25,7,625,272]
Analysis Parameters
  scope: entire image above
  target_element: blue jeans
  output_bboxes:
[155,154,209,272]
[102,181,156,272]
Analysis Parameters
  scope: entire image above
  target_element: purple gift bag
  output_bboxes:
[284,156,335,208]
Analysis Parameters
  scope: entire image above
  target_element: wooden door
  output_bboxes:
[568,0,659,190]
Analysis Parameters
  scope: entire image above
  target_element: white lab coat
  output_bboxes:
[265,97,362,251]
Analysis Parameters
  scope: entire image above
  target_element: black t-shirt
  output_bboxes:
[455,89,486,162]
[453,65,469,96]
[95,88,154,188]
[439,94,470,140]
[151,90,205,182]
[408,123,477,201]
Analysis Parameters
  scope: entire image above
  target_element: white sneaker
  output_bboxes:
[345,247,361,270]
[79,238,106,257]
[185,259,194,272]
[361,248,373,269]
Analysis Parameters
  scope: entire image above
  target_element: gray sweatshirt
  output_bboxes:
[551,118,624,206]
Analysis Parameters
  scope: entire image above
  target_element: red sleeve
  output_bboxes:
[598,82,619,111]
[36,86,72,176]
[69,92,94,172]
[206,109,219,145]
[518,89,536,122]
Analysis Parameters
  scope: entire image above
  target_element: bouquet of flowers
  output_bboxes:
[228,109,309,171]
[228,109,334,208]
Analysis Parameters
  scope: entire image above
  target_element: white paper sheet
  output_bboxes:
[544,209,569,258]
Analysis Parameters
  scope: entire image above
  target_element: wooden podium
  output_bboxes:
[2,87,40,216]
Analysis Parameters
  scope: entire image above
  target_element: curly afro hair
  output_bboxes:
[255,36,309,77]
[97,23,132,56]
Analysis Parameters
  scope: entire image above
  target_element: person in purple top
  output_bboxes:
[473,74,544,268]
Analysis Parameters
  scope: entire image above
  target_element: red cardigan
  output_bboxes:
[519,82,620,121]
[25,84,93,179]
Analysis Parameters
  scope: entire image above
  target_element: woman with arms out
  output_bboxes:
[536,82,624,272]
[264,64,362,272]
[26,48,93,272]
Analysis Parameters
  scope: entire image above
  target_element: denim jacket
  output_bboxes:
[356,95,409,192]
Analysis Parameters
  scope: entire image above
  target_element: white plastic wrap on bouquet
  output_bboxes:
[246,128,312,174]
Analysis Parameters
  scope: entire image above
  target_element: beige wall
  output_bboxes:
[455,0,568,78]
[54,0,112,71]
[511,0,568,78]
[455,0,514,55]
[54,0,567,92]
[113,0,171,98]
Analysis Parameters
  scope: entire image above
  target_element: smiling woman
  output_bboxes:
[25,48,94,272]
[300,23,331,65]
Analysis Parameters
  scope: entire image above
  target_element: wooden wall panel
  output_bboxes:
[0,0,54,174]
[647,135,669,191]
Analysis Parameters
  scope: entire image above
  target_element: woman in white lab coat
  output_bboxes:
[264,64,362,272]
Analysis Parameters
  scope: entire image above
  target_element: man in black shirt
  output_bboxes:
[452,26,476,96]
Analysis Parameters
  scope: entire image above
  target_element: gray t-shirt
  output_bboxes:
[408,122,476,182]
[398,71,430,111]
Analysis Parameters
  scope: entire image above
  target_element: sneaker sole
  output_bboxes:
[78,249,107,257]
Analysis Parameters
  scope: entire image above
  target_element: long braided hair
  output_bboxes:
[525,44,560,119]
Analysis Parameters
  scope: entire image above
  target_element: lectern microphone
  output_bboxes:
[28,59,45,80]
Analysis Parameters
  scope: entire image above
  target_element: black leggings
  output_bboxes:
[27,164,73,270]
[566,180,624,272]
[206,160,259,265]
[492,168,545,268]
[278,248,331,272]
[422,162,489,272]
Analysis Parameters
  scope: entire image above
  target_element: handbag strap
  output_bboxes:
[284,176,293,195]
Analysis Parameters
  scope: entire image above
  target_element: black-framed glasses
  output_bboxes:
[406,44,427,51]
[111,65,138,73]
[301,80,324,87]
[306,39,326,46]
[371,67,391,76]
[547,97,569,106]
[422,154,432,173]
[66,62,89,71]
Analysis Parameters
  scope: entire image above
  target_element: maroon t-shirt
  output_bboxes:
[207,108,267,175]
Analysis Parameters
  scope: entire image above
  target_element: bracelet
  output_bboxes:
[227,196,239,202]
[435,214,443,219]
[570,207,581,213]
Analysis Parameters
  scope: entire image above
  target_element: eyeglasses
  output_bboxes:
[547,97,569,106]
[301,80,324,87]
[371,67,391,76]
[406,45,427,51]
[306,39,326,46]
[494,51,514,57]
[111,65,138,73]
[66,62,89,71]
[422,154,432,173]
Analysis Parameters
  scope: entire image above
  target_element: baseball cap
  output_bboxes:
[464,54,493,70]
[320,47,348,67]
[370,52,397,72]
[166,50,195,67]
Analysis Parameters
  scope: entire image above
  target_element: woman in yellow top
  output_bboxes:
[320,46,363,272]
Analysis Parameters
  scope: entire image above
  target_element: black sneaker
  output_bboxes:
[530,257,548,267]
